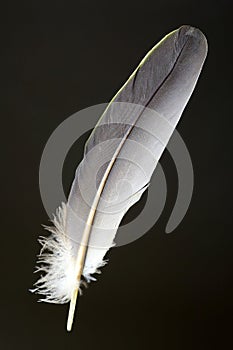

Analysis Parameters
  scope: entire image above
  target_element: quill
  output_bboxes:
[32,25,207,331]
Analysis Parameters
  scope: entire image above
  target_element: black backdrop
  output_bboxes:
[2,1,232,349]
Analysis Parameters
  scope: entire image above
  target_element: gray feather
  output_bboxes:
[33,26,207,310]
[66,25,207,277]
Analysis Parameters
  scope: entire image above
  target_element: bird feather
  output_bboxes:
[32,25,208,330]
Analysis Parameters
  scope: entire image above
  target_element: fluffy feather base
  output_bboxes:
[31,203,107,303]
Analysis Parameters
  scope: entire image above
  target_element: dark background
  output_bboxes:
[2,1,232,349]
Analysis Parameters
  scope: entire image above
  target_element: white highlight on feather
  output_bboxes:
[32,203,107,306]
[32,204,78,303]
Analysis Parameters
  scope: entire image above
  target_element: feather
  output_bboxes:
[32,25,207,330]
